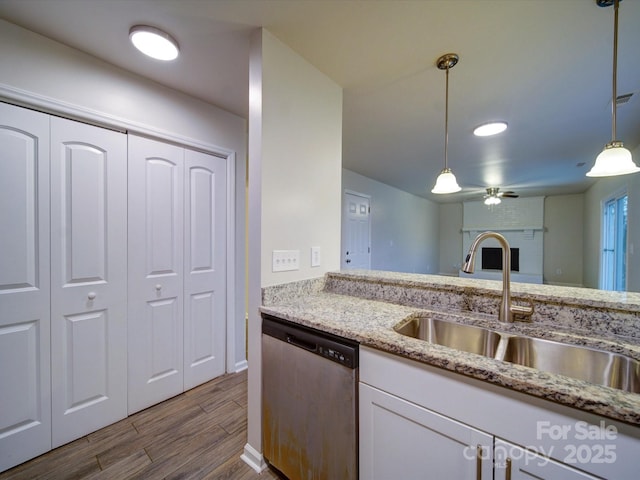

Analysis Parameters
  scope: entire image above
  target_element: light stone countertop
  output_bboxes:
[260,271,640,426]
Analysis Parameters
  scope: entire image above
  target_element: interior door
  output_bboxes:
[50,116,128,447]
[183,149,227,389]
[127,135,185,414]
[342,191,371,269]
[0,103,52,471]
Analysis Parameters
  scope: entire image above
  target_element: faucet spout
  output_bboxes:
[462,231,533,323]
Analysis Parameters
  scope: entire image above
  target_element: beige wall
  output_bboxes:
[259,32,343,287]
[246,29,343,466]
[438,203,463,275]
[543,194,584,287]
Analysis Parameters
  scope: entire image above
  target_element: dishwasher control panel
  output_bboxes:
[263,314,359,369]
[317,345,355,368]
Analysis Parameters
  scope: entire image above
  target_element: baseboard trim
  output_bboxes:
[241,443,267,473]
[234,359,248,373]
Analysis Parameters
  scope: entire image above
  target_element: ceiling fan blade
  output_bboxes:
[500,192,519,198]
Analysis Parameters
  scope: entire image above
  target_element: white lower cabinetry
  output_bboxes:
[494,439,598,479]
[360,383,492,479]
[359,346,640,480]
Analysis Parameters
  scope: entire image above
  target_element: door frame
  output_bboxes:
[341,189,372,270]
[1,87,240,375]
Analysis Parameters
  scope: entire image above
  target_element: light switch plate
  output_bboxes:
[272,250,300,272]
[311,246,321,267]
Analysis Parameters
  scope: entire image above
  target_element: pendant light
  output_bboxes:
[431,53,462,194]
[586,0,639,177]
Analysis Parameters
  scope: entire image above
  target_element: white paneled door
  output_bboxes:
[127,136,227,413]
[128,136,185,414]
[183,149,226,390]
[342,191,371,269]
[49,117,128,448]
[0,103,52,470]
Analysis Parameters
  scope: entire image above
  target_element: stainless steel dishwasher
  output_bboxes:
[262,314,358,480]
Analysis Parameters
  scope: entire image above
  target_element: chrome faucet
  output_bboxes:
[462,231,534,323]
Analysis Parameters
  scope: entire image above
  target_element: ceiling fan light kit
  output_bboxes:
[431,53,462,194]
[484,195,501,206]
[587,0,639,177]
[130,25,179,61]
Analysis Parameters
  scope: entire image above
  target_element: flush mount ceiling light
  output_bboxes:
[431,53,462,194]
[129,25,179,61]
[473,121,508,137]
[587,0,639,177]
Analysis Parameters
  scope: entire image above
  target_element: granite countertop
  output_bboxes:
[260,271,640,426]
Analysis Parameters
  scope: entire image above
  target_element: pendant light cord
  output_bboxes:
[444,66,450,169]
[611,0,619,142]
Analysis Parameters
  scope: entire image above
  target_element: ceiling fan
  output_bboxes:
[483,187,519,205]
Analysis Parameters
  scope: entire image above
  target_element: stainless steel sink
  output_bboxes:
[502,336,640,393]
[394,316,640,393]
[394,317,502,357]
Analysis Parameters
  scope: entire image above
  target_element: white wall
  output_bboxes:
[583,143,640,291]
[245,29,343,469]
[342,169,439,273]
[0,18,248,369]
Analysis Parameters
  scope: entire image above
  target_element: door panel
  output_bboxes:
[128,135,184,414]
[183,150,226,389]
[50,117,127,447]
[146,297,181,382]
[62,143,107,283]
[342,192,371,269]
[0,103,51,471]
[60,311,109,412]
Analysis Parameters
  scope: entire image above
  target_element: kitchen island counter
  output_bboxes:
[260,270,640,426]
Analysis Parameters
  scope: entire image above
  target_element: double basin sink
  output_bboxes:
[394,316,640,393]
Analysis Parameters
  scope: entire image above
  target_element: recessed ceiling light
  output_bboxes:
[473,122,508,137]
[129,25,179,61]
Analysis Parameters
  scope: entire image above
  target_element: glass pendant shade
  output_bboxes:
[587,0,638,178]
[587,142,639,177]
[431,168,461,194]
[484,195,501,206]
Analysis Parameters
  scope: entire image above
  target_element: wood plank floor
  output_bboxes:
[0,370,281,479]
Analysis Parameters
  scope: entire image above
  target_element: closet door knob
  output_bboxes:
[87,292,97,300]
[155,284,162,291]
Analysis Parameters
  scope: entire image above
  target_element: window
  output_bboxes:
[601,193,628,291]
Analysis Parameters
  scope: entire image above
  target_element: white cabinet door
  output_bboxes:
[0,103,52,471]
[183,149,226,389]
[494,439,599,480]
[50,117,128,447]
[360,383,493,480]
[127,135,185,414]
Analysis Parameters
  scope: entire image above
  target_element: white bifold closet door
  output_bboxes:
[0,103,52,470]
[127,135,226,414]
[49,116,128,447]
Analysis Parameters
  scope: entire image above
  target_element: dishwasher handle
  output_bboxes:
[286,333,318,353]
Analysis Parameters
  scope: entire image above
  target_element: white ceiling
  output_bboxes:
[1,0,639,202]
